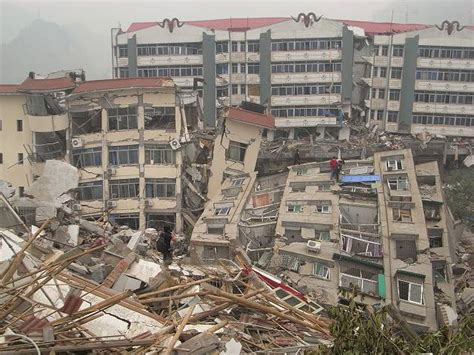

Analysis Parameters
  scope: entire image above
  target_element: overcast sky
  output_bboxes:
[1,0,473,42]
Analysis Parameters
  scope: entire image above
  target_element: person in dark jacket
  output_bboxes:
[156,226,173,264]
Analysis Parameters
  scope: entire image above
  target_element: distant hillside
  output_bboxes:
[0,19,110,84]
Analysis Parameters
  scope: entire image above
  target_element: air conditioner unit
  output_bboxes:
[72,203,82,211]
[71,137,83,148]
[145,199,153,207]
[106,200,117,209]
[169,138,182,151]
[307,240,321,253]
[107,167,116,176]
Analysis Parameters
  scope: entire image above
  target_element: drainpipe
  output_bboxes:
[111,27,121,78]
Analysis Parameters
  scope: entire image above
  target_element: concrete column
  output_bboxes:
[288,128,295,140]
[266,129,275,142]
[137,102,146,229]
[341,27,354,103]
[202,33,216,128]
[127,35,138,77]
[259,30,272,107]
[316,126,325,140]
[398,35,419,134]
[101,109,109,209]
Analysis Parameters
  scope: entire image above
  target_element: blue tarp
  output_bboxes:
[340,175,380,183]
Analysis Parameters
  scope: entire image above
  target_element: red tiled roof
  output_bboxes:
[18,77,76,92]
[125,17,441,36]
[339,19,431,35]
[126,17,289,32]
[0,85,20,94]
[72,77,174,94]
[227,107,275,129]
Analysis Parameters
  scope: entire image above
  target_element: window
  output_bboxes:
[247,41,260,52]
[247,63,260,74]
[231,63,239,73]
[380,45,388,56]
[396,240,417,262]
[318,231,331,241]
[296,168,308,176]
[392,208,412,222]
[389,89,400,101]
[391,68,402,79]
[109,145,139,165]
[318,184,331,191]
[137,65,203,77]
[387,111,398,122]
[217,87,229,98]
[208,224,225,235]
[428,228,443,248]
[378,89,386,99]
[214,207,231,216]
[108,107,137,131]
[109,179,139,199]
[110,214,139,230]
[433,262,448,283]
[216,63,229,75]
[216,41,228,53]
[118,46,128,57]
[315,204,331,213]
[398,280,423,304]
[231,84,239,95]
[240,85,246,95]
[145,178,176,198]
[379,67,387,78]
[77,181,103,200]
[18,153,24,165]
[0,120,2,130]
[144,106,175,130]
[72,147,102,168]
[231,177,245,187]
[387,177,408,190]
[313,263,330,280]
[18,186,24,197]
[386,159,403,171]
[145,144,175,165]
[287,204,303,213]
[392,45,404,57]
[226,141,247,162]
[17,120,23,132]
[0,153,3,164]
[371,89,377,99]
[376,110,384,120]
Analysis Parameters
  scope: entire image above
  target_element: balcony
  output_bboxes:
[339,272,378,295]
[275,116,338,128]
[415,80,474,92]
[272,94,341,106]
[413,102,474,115]
[271,50,341,62]
[417,57,472,70]
[137,55,202,66]
[362,56,404,67]
[271,72,341,84]
[27,113,69,132]
[341,233,382,258]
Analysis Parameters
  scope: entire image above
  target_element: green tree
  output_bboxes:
[445,168,474,223]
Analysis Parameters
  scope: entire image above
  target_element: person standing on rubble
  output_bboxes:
[156,225,173,265]
[293,149,301,165]
[330,156,338,179]
[335,159,345,182]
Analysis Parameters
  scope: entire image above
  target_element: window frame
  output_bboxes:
[398,279,424,305]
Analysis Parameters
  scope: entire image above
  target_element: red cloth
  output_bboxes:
[330,159,338,170]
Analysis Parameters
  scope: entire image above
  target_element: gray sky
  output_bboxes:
[2,0,473,42]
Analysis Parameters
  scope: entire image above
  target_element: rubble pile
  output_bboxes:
[0,206,332,353]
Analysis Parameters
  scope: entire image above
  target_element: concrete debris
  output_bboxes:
[0,180,15,199]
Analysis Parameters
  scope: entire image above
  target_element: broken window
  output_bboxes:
[110,214,139,229]
[214,207,231,216]
[395,240,417,262]
[315,204,331,214]
[287,204,303,213]
[146,213,175,229]
[398,279,423,305]
[423,204,441,221]
[428,228,443,248]
[203,246,229,261]
[318,231,331,241]
[71,110,102,135]
[77,181,103,201]
[387,177,408,190]
[433,262,448,283]
[313,263,330,280]
[341,234,383,257]
[144,144,175,164]
[109,179,139,199]
[72,147,102,168]
[31,131,66,162]
[339,269,378,294]
[318,184,331,191]
[25,93,65,116]
[17,153,24,165]
[108,107,138,131]
[386,159,403,171]
[226,141,247,162]
[231,178,245,187]
[216,41,229,53]
[144,107,175,130]
[392,208,412,222]
[109,145,138,165]
[145,178,176,198]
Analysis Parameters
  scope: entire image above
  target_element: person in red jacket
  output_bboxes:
[330,157,338,179]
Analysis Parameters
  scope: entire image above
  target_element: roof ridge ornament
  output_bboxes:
[291,12,322,28]
[435,20,465,35]
[159,18,184,33]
